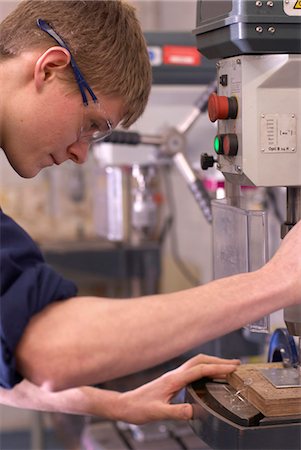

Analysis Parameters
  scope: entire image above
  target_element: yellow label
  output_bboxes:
[294,0,301,9]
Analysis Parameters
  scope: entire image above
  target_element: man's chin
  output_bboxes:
[13,164,42,179]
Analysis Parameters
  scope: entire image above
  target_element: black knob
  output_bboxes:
[201,153,216,170]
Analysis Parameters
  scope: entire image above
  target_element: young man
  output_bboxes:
[0,0,300,423]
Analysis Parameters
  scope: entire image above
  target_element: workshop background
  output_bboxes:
[0,1,286,449]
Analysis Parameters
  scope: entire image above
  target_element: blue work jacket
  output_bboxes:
[0,210,77,388]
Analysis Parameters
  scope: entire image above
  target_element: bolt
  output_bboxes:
[216,62,220,68]
[236,58,241,65]
[268,26,275,33]
[216,163,221,170]
[292,114,295,118]
[267,0,274,6]
[235,165,242,173]
[285,0,289,3]
[261,148,265,152]
[261,114,265,118]
[256,0,263,6]
[292,148,296,152]
[256,26,263,33]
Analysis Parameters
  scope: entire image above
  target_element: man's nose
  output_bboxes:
[67,141,89,164]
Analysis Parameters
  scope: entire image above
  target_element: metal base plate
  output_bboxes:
[260,367,301,388]
[206,382,262,426]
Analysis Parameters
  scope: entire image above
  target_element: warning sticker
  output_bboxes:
[284,0,301,15]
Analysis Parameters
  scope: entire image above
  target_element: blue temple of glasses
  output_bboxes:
[37,18,97,106]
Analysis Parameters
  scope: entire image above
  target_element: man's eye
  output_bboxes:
[89,119,108,133]
[89,122,98,131]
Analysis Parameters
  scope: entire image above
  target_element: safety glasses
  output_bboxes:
[37,18,112,143]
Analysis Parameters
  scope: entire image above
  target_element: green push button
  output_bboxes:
[214,135,225,155]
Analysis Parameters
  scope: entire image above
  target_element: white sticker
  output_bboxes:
[283,0,301,16]
[260,113,297,153]
[147,46,162,67]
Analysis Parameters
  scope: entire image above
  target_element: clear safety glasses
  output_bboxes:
[37,19,112,144]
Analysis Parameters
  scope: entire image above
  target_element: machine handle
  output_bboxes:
[103,130,141,145]
[177,80,217,135]
[189,178,212,224]
[194,80,217,113]
[103,130,163,147]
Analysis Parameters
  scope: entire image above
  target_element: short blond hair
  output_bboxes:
[0,0,152,127]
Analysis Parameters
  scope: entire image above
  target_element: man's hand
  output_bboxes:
[116,354,240,424]
[0,354,239,423]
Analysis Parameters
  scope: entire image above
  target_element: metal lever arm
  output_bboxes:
[103,131,163,147]
[102,83,216,224]
[103,129,213,224]
[172,151,212,223]
[176,80,217,135]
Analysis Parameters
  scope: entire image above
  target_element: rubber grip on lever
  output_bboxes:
[104,131,141,145]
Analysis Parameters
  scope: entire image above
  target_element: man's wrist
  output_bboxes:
[91,389,124,420]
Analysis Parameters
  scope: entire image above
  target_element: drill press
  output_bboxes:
[186,1,301,448]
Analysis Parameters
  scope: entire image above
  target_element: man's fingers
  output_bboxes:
[171,363,238,389]
[161,403,193,421]
[180,353,240,369]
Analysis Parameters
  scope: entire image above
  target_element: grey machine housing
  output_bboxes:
[194,0,301,59]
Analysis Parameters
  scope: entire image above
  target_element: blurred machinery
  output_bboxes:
[39,33,218,301]
[185,1,301,449]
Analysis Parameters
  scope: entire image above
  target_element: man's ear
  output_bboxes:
[34,46,71,90]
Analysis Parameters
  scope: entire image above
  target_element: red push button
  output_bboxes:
[208,93,238,122]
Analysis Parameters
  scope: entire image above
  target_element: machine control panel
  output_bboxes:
[212,54,300,187]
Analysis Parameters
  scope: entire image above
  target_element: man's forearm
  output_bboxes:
[15,263,293,391]
[0,380,120,419]
[0,356,240,424]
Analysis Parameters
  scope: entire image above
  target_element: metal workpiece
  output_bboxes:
[261,366,301,388]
